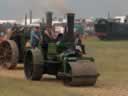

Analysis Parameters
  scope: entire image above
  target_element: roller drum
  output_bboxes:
[64,60,99,86]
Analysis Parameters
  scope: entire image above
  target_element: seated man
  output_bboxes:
[56,33,63,44]
[75,33,86,54]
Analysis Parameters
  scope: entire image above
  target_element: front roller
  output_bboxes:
[0,40,19,69]
[64,60,99,86]
[24,48,43,80]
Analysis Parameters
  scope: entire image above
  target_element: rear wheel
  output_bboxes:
[0,40,19,69]
[24,48,43,80]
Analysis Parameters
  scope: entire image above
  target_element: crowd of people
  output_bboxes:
[0,22,86,55]
[30,24,86,55]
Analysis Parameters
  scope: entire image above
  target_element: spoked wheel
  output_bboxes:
[0,40,19,69]
[24,49,43,81]
[0,43,5,66]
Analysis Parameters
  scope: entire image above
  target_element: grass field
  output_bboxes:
[0,38,128,96]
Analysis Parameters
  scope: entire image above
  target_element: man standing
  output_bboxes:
[31,26,41,48]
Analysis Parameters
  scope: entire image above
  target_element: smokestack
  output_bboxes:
[29,10,32,24]
[65,13,75,43]
[46,11,53,27]
[25,13,27,26]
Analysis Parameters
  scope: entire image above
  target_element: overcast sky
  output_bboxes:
[0,0,127,19]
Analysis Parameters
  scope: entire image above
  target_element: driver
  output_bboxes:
[75,33,86,54]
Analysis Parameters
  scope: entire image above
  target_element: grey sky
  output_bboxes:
[0,0,127,19]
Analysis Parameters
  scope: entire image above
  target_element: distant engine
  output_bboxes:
[95,19,128,40]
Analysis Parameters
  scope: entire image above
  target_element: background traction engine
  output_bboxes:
[0,25,29,69]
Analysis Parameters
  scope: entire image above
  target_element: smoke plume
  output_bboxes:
[23,0,69,18]
[48,0,68,13]
[43,0,70,14]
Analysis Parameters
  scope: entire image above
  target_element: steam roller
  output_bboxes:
[24,12,99,86]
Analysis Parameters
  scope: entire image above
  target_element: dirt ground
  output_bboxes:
[0,65,128,96]
[1,40,128,96]
[0,65,24,79]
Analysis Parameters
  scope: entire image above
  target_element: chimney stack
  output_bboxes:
[46,11,53,27]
